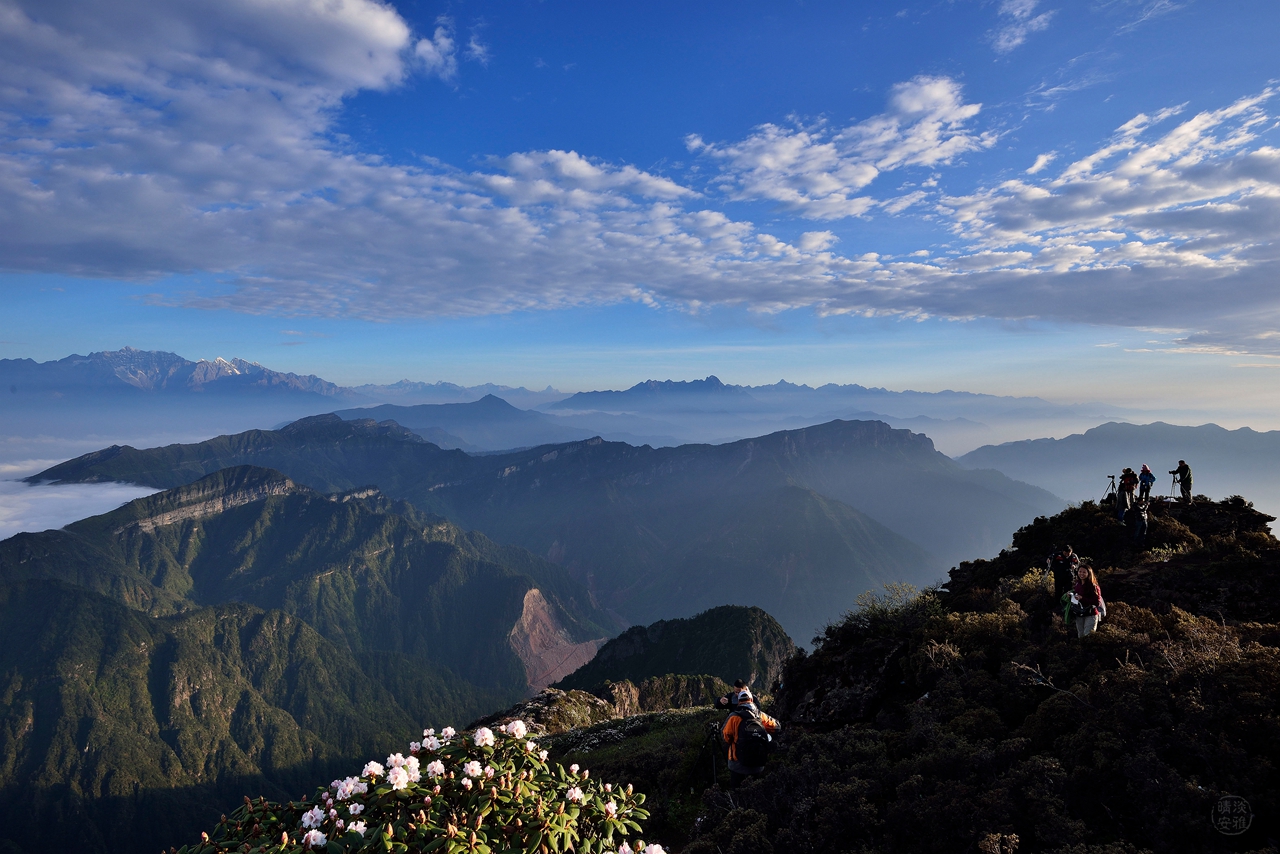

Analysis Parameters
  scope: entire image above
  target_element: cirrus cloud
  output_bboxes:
[687,76,994,220]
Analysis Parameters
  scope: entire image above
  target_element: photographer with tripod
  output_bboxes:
[1170,460,1193,504]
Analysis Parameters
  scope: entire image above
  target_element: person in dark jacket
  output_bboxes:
[1117,467,1139,521]
[721,689,780,788]
[1072,565,1104,638]
[1170,460,1193,503]
[717,679,748,713]
[1049,545,1080,601]
[1138,464,1156,501]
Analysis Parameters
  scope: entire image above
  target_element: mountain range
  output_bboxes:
[2,349,1139,457]
[31,415,1064,641]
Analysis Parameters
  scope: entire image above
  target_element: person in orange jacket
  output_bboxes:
[721,688,780,788]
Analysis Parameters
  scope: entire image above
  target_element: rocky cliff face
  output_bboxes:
[507,588,608,691]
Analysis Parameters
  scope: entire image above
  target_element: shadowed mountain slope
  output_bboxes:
[555,605,795,694]
[535,496,1280,854]
[0,579,416,854]
[32,417,1062,641]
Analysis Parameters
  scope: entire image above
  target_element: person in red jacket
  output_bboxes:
[1072,565,1105,638]
[721,689,780,788]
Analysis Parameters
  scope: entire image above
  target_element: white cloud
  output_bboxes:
[465,34,492,66]
[690,77,993,220]
[3,0,1280,354]
[797,231,838,252]
[1026,152,1057,174]
[991,0,1055,53]
[415,19,458,80]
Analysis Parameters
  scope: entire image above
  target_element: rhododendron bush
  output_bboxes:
[176,722,662,854]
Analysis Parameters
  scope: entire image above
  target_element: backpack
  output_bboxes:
[1061,592,1084,624]
[735,707,771,767]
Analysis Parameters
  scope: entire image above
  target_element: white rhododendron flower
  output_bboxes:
[347,803,364,816]
[423,728,435,738]
[441,727,456,740]
[461,778,473,790]
[335,777,368,800]
[617,843,634,854]
[643,845,666,854]
[300,807,324,829]
[423,736,442,751]
[526,740,537,752]
[349,821,367,837]
[328,809,337,819]
[410,741,421,753]
[507,720,528,739]
[301,829,327,848]
[484,766,496,778]
[387,752,406,769]
[405,756,421,782]
[604,801,618,818]
[426,760,446,778]
[474,727,496,747]
[463,760,483,778]
[362,761,385,778]
[566,786,584,803]
[387,766,410,790]
[569,764,579,774]
[539,750,549,761]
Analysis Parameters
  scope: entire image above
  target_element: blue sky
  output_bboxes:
[2,0,1280,418]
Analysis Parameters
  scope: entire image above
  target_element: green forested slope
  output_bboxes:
[0,580,415,854]
[0,466,617,854]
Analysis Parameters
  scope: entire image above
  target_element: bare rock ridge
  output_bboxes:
[114,466,301,533]
[507,588,608,691]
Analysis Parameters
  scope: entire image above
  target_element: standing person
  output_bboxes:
[1170,460,1193,503]
[1049,545,1080,601]
[717,679,748,713]
[1132,498,1149,547]
[721,689,780,788]
[1072,565,1105,638]
[1138,464,1156,501]
[1117,467,1139,521]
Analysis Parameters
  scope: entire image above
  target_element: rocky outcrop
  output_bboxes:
[468,688,618,736]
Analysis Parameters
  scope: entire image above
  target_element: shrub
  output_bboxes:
[175,722,663,854]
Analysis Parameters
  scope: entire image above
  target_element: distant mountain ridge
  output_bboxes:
[1,347,353,398]
[32,415,1065,640]
[335,395,598,450]
[957,421,1280,518]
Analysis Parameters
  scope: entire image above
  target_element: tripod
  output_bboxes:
[1169,475,1178,499]
[1101,474,1117,504]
